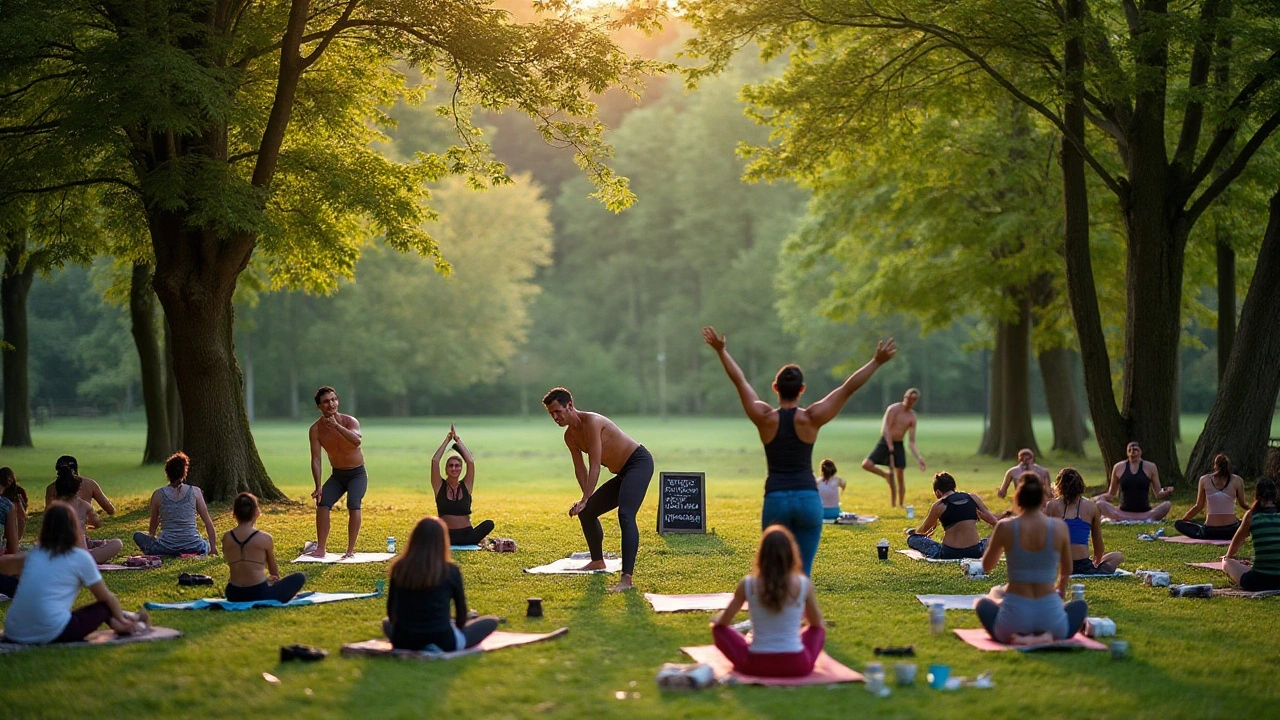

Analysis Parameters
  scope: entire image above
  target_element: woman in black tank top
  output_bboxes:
[1095,442,1173,522]
[430,426,494,547]
[705,327,897,576]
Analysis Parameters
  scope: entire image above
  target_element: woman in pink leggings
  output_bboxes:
[711,525,825,677]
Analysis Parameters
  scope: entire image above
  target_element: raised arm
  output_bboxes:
[702,327,772,425]
[453,425,476,489]
[194,489,218,556]
[805,339,896,428]
[1180,479,1207,522]
[430,430,451,492]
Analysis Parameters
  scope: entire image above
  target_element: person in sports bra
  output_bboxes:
[430,425,494,548]
[974,476,1088,644]
[704,326,896,576]
[1095,441,1172,521]
[1222,479,1280,592]
[1175,454,1248,541]
[222,493,306,603]
[1045,468,1123,575]
[905,472,999,559]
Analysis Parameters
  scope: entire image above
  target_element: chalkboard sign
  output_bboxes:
[656,471,706,534]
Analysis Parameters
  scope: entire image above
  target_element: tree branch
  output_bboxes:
[1173,0,1224,172]
[1182,51,1280,201]
[0,176,140,202]
[1186,110,1280,225]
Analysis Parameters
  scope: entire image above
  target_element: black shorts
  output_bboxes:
[867,438,906,469]
[319,465,368,510]
[1072,557,1106,575]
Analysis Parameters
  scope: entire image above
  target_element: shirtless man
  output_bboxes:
[861,389,926,508]
[997,449,1053,502]
[308,386,366,558]
[45,455,115,516]
[543,387,653,592]
[1095,441,1172,522]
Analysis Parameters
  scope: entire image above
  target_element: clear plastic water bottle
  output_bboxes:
[387,536,396,554]
[929,602,945,634]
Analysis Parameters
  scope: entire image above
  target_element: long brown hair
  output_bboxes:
[39,502,82,556]
[1055,468,1085,503]
[1213,454,1232,483]
[54,465,82,500]
[820,459,837,480]
[753,525,802,612]
[389,517,452,590]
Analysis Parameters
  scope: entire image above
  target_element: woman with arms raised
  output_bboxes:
[430,425,494,547]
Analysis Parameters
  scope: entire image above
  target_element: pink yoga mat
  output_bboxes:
[341,629,568,660]
[680,645,863,685]
[1186,561,1226,571]
[1160,536,1230,545]
[644,593,739,613]
[952,628,1107,652]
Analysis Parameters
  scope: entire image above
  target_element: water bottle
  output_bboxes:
[387,536,396,554]
[929,602,945,634]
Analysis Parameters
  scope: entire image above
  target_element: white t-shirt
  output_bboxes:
[743,574,808,654]
[817,477,842,508]
[4,546,102,644]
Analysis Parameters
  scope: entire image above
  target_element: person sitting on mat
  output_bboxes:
[816,459,846,520]
[52,466,124,565]
[1094,441,1172,522]
[1222,478,1280,592]
[46,455,115,516]
[1175,454,1248,541]
[382,516,499,652]
[974,476,1088,644]
[222,493,307,604]
[1045,468,1123,575]
[711,525,826,677]
[133,452,218,557]
[0,472,21,595]
[1,466,29,548]
[430,425,494,547]
[3,503,144,645]
[904,472,999,559]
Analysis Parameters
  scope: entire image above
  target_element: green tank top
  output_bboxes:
[1251,509,1280,575]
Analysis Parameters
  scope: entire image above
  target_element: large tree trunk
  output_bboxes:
[996,290,1039,460]
[131,262,173,463]
[977,318,1008,455]
[1216,238,1236,381]
[1038,347,1088,454]
[164,320,183,450]
[152,220,283,502]
[1188,188,1280,480]
[1,242,35,448]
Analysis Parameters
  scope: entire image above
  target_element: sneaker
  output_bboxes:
[280,644,328,662]
[177,573,213,586]
[302,540,318,555]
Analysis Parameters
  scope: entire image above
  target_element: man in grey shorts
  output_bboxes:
[309,386,367,558]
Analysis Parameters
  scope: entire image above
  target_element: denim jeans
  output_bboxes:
[761,489,824,576]
[906,533,987,560]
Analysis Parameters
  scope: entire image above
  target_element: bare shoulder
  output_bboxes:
[341,413,360,428]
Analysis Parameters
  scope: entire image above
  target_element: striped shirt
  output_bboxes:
[1251,509,1280,575]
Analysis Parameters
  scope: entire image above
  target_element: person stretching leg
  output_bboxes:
[309,386,367,559]
[861,389,925,508]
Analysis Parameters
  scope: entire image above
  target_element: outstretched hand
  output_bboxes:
[873,338,898,365]
[701,326,726,352]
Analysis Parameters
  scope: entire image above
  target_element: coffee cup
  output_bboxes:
[877,538,890,560]
[894,662,917,686]
[526,597,543,618]
[927,664,950,689]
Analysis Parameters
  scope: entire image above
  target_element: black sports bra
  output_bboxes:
[436,482,471,516]
[227,529,264,565]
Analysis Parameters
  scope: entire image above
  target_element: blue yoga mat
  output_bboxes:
[145,590,379,611]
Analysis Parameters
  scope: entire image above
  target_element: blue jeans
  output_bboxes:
[906,533,987,560]
[133,532,208,557]
[761,490,824,576]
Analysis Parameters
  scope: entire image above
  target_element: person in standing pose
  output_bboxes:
[861,389,926,508]
[309,386,367,559]
[704,326,895,575]
[543,387,653,592]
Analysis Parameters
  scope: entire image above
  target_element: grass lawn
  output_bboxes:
[0,414,1276,719]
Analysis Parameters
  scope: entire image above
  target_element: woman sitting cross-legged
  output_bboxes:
[816,459,846,520]
[52,466,124,564]
[430,425,494,548]
[1175,454,1249,541]
[133,452,218,557]
[222,493,307,604]
[974,476,1088,644]
[711,525,826,677]
[1222,478,1280,592]
[1045,468,1124,575]
[2,503,144,645]
[904,472,1000,559]
[382,517,499,652]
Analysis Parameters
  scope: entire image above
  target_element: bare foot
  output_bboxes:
[609,575,634,593]
[309,548,328,558]
[575,560,607,571]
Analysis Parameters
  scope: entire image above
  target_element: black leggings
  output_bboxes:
[579,446,653,576]
[384,616,500,652]
[1174,520,1240,540]
[224,573,307,604]
[449,521,495,547]
[0,573,17,598]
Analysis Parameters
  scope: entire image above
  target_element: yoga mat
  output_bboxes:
[1160,536,1230,545]
[680,645,863,685]
[523,557,622,574]
[916,594,989,611]
[644,593,738,613]
[0,626,182,655]
[1072,568,1134,579]
[1212,588,1280,599]
[822,515,880,525]
[1187,561,1226,571]
[291,552,396,564]
[1100,518,1164,525]
[145,590,378,611]
[97,564,161,571]
[341,628,568,660]
[952,627,1107,652]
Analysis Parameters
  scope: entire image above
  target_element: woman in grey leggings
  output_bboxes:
[974,477,1087,644]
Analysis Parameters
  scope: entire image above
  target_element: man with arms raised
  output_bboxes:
[997,449,1053,503]
[543,387,653,593]
[309,386,367,559]
[861,389,926,508]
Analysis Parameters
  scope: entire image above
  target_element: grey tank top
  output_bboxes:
[1006,517,1059,584]
[157,485,202,547]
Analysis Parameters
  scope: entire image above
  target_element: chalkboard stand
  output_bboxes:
[656,471,706,534]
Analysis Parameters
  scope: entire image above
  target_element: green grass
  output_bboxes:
[0,414,1276,719]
